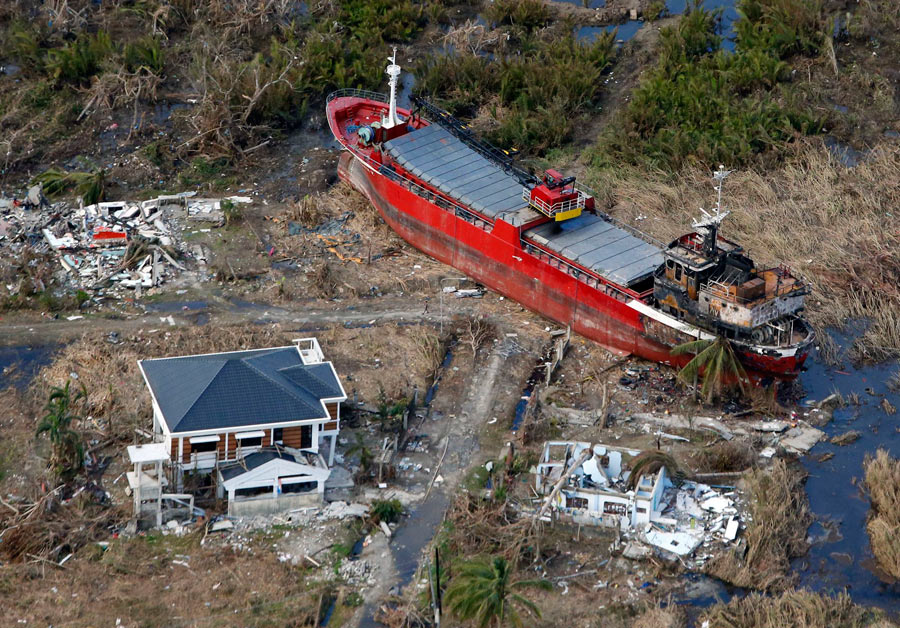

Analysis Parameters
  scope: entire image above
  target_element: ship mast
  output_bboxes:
[692,165,732,257]
[382,47,402,129]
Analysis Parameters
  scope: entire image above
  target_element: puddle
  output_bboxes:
[554,0,607,9]
[577,20,644,43]
[424,347,454,405]
[824,136,869,167]
[790,328,900,613]
[144,300,208,312]
[2,62,21,76]
[0,345,59,390]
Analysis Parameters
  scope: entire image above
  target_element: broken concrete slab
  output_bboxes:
[747,420,790,433]
[780,425,825,454]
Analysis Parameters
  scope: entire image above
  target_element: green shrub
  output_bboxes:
[416,30,616,152]
[45,31,115,85]
[484,0,551,32]
[370,498,403,524]
[645,1,667,21]
[592,1,825,169]
[123,36,165,75]
[338,0,425,45]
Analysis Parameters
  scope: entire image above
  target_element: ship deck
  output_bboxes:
[383,125,539,226]
[525,213,664,288]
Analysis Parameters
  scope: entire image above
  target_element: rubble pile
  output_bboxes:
[0,190,251,299]
[639,481,743,565]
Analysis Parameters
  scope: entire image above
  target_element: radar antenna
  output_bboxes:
[692,165,732,256]
[382,47,402,129]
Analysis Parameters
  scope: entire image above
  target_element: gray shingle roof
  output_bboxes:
[219,450,297,482]
[140,347,344,433]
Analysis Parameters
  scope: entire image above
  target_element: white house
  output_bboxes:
[535,441,669,529]
[137,338,346,513]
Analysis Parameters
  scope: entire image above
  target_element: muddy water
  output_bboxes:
[792,329,900,613]
[0,345,58,390]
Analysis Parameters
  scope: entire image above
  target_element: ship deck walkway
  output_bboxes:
[525,213,664,288]
[383,125,536,225]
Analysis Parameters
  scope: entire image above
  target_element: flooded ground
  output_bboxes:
[0,345,58,390]
[793,329,900,613]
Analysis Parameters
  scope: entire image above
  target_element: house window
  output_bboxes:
[282,481,317,494]
[238,436,262,448]
[273,428,284,444]
[602,502,627,516]
[566,495,588,509]
[235,486,271,499]
[191,440,217,453]
[301,424,312,449]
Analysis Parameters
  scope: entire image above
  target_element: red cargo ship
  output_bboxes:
[326,53,813,379]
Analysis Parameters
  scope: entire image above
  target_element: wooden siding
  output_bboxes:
[170,437,178,461]
[182,437,191,463]
[326,403,339,420]
[323,421,338,432]
[282,426,305,448]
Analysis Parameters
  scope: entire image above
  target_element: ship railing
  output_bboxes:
[522,190,585,217]
[353,149,494,231]
[522,242,639,303]
[326,89,389,104]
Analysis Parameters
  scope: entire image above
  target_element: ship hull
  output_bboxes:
[338,152,810,378]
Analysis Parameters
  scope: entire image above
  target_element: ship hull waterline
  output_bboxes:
[337,151,810,380]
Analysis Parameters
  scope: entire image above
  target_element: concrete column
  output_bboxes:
[328,434,336,467]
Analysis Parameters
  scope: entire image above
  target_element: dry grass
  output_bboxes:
[701,589,895,628]
[590,140,900,362]
[704,459,811,590]
[693,441,754,473]
[0,528,335,627]
[632,604,686,628]
[864,449,900,580]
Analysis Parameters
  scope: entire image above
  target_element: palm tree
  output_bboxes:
[36,381,86,481]
[444,556,551,627]
[671,335,749,403]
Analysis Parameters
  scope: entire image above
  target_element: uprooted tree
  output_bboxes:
[36,380,87,482]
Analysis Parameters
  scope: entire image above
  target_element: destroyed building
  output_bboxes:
[535,441,743,561]
[133,338,346,518]
[536,441,667,529]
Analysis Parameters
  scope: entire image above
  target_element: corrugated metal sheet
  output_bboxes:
[384,125,527,219]
[526,213,663,287]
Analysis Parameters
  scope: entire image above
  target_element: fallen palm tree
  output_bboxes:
[864,449,900,580]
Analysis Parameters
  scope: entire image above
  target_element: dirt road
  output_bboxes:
[0,296,485,346]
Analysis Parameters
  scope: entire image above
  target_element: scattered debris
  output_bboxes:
[0,192,251,298]
[830,430,861,446]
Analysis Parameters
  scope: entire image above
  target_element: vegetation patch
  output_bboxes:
[701,589,894,628]
[864,449,900,580]
[593,1,826,169]
[704,459,810,590]
[415,27,616,153]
